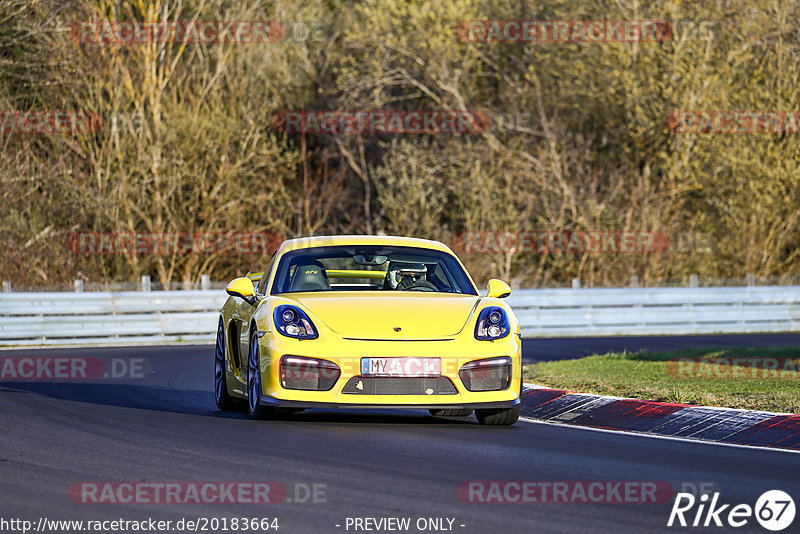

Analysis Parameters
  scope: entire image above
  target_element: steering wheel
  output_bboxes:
[400,280,438,292]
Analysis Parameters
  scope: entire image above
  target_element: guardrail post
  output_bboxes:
[571,277,581,289]
[631,275,639,288]
[74,279,83,292]
[747,273,755,287]
[1,281,9,292]
[689,274,698,288]
[201,274,211,290]
[141,275,151,292]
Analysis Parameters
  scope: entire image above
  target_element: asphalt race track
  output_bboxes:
[1,341,799,533]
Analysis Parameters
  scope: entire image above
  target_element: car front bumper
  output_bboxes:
[257,330,523,408]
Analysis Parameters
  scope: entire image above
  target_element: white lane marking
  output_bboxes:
[518,416,800,455]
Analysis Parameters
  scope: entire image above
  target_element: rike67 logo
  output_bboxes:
[668,490,795,531]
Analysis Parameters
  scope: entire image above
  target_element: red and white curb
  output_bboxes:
[520,384,800,451]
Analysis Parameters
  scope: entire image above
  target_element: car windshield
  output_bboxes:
[270,245,477,295]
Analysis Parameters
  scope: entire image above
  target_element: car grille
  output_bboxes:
[341,376,457,395]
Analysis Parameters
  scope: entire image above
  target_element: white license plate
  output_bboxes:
[360,357,441,377]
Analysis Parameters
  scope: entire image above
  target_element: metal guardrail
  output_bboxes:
[0,290,227,346]
[1,286,799,346]
[511,286,800,336]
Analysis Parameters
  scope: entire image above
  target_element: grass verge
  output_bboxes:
[523,346,800,413]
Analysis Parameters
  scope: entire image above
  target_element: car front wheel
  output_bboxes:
[475,406,520,426]
[247,330,271,419]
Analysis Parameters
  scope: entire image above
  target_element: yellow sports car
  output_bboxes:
[214,235,522,425]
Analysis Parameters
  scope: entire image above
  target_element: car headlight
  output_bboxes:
[474,306,510,340]
[274,305,318,339]
[459,356,512,391]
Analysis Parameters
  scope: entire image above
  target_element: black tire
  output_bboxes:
[214,320,236,411]
[247,330,271,419]
[429,408,473,417]
[475,406,520,426]
[276,408,306,415]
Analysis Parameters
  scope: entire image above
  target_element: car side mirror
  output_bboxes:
[226,277,257,305]
[486,279,512,299]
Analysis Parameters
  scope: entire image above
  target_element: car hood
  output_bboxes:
[279,292,481,340]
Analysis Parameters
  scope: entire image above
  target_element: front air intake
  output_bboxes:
[342,377,457,395]
[459,357,512,392]
[280,356,340,391]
